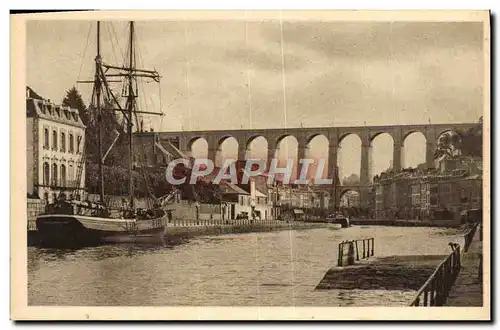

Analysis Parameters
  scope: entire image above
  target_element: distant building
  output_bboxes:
[373,156,482,222]
[132,133,186,168]
[276,184,329,210]
[26,87,86,202]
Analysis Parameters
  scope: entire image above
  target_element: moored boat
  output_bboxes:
[326,212,350,229]
[35,21,168,248]
[36,200,167,247]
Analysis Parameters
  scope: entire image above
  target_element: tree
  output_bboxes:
[62,87,88,125]
[84,99,129,169]
[434,117,483,160]
[434,131,462,160]
[342,173,360,186]
[457,122,482,157]
[63,85,131,192]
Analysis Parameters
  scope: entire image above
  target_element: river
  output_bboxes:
[28,225,465,306]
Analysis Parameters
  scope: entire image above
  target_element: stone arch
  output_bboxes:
[216,135,236,148]
[339,188,361,208]
[403,129,426,141]
[306,134,330,181]
[370,132,394,179]
[306,133,328,145]
[188,136,208,159]
[370,131,395,143]
[274,134,299,180]
[339,132,361,145]
[276,133,298,146]
[187,136,207,151]
[402,131,427,169]
[337,133,362,184]
[216,135,239,167]
[246,135,268,161]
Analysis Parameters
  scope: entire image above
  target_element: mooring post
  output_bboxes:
[347,241,355,266]
[371,238,374,256]
[337,242,343,266]
[355,240,359,261]
[362,239,366,258]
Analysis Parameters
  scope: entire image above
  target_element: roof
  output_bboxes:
[26,86,44,100]
[26,94,85,128]
[255,189,267,198]
[220,182,250,195]
[155,139,191,165]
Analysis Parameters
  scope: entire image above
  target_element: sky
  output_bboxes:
[26,19,484,180]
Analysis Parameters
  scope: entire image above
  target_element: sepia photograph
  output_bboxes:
[11,10,490,320]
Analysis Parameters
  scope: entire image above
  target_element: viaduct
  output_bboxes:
[134,122,477,208]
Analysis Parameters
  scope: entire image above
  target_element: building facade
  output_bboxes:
[373,157,482,221]
[26,87,86,202]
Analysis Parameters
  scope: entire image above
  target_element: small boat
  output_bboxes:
[326,212,350,229]
[327,223,343,230]
[36,21,168,248]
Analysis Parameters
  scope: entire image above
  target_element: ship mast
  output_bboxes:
[126,21,135,209]
[95,21,105,204]
[83,21,162,210]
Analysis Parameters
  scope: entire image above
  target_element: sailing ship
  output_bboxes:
[36,21,170,247]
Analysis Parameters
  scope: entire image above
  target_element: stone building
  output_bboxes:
[374,156,482,222]
[26,87,86,202]
[132,132,187,168]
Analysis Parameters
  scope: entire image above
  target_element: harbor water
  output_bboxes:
[28,226,465,306]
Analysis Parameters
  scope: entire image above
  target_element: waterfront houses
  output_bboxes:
[26,87,86,202]
[373,156,482,223]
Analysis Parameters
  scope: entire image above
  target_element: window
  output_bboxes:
[69,134,74,153]
[44,128,49,149]
[43,162,49,185]
[76,135,82,153]
[61,132,66,152]
[52,130,57,150]
[60,164,66,187]
[52,163,58,186]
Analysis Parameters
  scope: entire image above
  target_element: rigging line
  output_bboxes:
[134,26,161,131]
[184,19,192,131]
[76,22,93,88]
[390,21,395,124]
[105,22,120,70]
[244,15,253,130]
[134,30,153,129]
[278,12,290,172]
[279,11,296,312]
[109,21,125,65]
[158,79,164,132]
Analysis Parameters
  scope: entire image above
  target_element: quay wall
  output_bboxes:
[349,218,460,228]
[27,198,45,229]
[164,220,328,241]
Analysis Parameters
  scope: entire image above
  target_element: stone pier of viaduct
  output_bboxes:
[134,122,476,208]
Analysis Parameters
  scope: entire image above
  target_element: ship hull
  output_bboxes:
[35,214,166,248]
